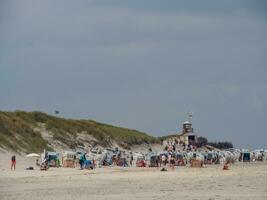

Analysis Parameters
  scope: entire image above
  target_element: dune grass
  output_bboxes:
[0,111,159,153]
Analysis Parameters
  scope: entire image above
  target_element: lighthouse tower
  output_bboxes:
[181,112,197,146]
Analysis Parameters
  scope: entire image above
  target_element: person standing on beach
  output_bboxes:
[170,155,175,171]
[162,154,167,166]
[11,155,16,170]
[79,153,87,169]
[159,155,162,167]
[130,153,134,167]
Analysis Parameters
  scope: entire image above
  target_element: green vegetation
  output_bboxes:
[207,141,234,149]
[158,134,180,142]
[196,136,234,149]
[0,111,52,153]
[0,111,159,153]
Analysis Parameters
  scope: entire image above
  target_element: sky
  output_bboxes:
[0,0,266,149]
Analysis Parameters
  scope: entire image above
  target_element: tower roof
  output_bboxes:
[183,121,191,125]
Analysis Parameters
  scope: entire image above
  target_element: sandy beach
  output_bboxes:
[1,154,267,200]
[1,1,267,200]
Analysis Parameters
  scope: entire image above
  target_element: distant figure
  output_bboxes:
[130,154,134,166]
[162,154,167,166]
[223,161,230,170]
[36,159,40,166]
[11,155,16,170]
[160,167,167,172]
[92,159,95,169]
[79,153,87,169]
[170,156,175,171]
[158,156,162,167]
[155,156,159,167]
[74,154,77,167]
[56,159,60,168]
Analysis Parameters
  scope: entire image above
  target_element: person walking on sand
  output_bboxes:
[11,155,16,170]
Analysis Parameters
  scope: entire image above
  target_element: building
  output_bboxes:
[179,121,198,146]
[163,118,198,149]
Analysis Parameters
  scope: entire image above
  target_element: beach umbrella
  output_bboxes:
[26,153,40,158]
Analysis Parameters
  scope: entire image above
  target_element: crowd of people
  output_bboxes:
[7,145,267,171]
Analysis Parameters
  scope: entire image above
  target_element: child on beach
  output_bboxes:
[223,160,230,170]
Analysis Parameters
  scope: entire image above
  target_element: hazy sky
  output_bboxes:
[1,0,266,148]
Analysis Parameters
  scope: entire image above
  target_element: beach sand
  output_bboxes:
[0,154,267,200]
